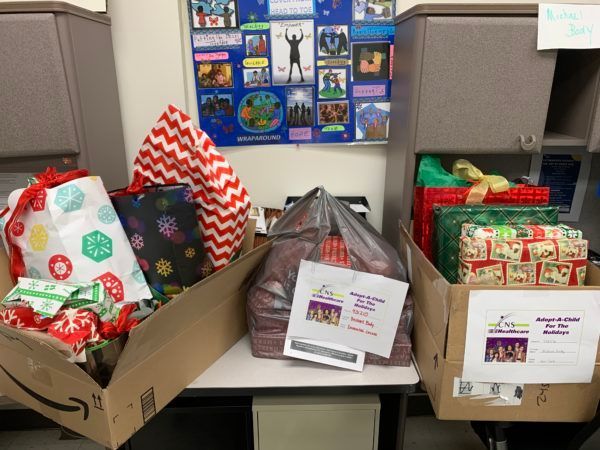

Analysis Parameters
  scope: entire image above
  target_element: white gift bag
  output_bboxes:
[1,172,151,304]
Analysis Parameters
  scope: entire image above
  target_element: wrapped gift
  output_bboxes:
[434,205,559,284]
[318,236,352,268]
[413,156,550,260]
[2,278,121,323]
[462,223,583,239]
[111,184,210,296]
[0,306,54,330]
[459,237,588,286]
[132,105,251,270]
[0,169,151,303]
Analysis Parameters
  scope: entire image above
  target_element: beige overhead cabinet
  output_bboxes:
[398,6,557,156]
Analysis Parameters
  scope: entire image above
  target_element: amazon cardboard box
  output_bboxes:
[399,223,600,421]
[0,243,271,449]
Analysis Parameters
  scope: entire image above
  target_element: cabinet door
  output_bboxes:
[414,16,557,154]
[257,409,376,450]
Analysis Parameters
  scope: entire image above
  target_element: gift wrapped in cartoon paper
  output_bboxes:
[459,237,588,286]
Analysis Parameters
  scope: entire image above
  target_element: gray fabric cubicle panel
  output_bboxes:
[0,2,129,191]
[0,12,78,157]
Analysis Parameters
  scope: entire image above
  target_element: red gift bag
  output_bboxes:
[414,185,550,261]
[132,105,251,270]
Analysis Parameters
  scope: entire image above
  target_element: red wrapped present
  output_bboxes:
[47,309,101,357]
[459,237,588,286]
[0,306,54,330]
[319,236,351,268]
[413,158,549,261]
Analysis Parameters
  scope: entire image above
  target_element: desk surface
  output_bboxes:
[184,335,420,396]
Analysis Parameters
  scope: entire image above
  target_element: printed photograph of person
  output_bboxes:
[317,25,349,57]
[243,68,270,87]
[200,94,234,117]
[355,102,390,140]
[286,87,314,127]
[318,101,349,125]
[190,0,238,29]
[245,34,268,56]
[270,20,315,85]
[318,68,347,99]
[351,42,390,81]
[353,0,394,21]
[197,62,234,88]
[484,338,528,363]
[306,300,341,327]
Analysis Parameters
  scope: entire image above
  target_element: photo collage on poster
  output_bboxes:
[189,0,395,147]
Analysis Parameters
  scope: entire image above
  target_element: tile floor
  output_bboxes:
[0,416,599,449]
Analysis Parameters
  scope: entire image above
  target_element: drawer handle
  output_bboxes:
[519,134,537,151]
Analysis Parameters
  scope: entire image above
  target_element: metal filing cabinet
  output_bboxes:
[0,1,128,202]
[253,395,380,450]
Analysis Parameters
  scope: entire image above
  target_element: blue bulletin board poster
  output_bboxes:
[187,0,395,147]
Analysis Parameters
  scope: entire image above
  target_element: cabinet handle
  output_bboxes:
[519,134,537,151]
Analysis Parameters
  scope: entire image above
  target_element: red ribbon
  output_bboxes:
[0,167,89,282]
[99,303,140,340]
[109,172,147,198]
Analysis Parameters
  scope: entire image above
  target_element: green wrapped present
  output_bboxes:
[434,205,560,283]
[3,278,120,321]
[461,223,583,240]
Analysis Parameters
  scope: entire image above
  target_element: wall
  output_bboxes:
[107,0,600,232]
[108,0,388,229]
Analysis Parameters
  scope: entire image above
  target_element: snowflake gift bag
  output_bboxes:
[0,168,151,303]
[132,105,251,270]
[110,184,210,296]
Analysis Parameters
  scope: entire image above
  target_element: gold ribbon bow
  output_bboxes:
[452,159,509,204]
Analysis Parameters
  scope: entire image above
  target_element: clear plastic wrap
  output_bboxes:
[247,187,412,365]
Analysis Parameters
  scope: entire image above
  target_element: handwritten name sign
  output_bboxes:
[538,3,600,49]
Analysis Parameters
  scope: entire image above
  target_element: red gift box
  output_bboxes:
[319,236,352,268]
[413,185,550,261]
[458,237,588,286]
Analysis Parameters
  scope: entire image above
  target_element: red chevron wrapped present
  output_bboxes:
[132,105,251,269]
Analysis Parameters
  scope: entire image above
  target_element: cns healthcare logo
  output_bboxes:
[488,313,530,335]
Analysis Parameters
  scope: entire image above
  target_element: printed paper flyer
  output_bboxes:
[463,290,600,383]
[285,260,409,361]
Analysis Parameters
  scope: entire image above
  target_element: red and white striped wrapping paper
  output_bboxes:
[132,105,251,269]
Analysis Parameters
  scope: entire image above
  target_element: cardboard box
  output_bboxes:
[0,243,271,448]
[399,223,600,421]
[413,301,600,421]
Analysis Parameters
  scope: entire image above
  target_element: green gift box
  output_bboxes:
[433,205,560,283]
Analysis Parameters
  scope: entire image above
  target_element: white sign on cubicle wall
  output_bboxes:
[462,290,600,384]
[538,3,600,50]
